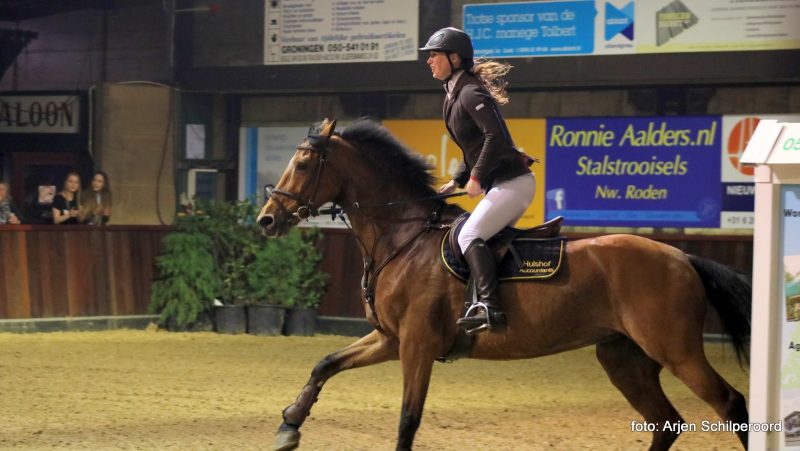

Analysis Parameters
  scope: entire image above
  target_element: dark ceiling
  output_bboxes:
[0,0,115,22]
[0,0,116,80]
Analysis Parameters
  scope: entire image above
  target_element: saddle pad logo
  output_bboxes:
[605,2,634,41]
[656,0,698,46]
[441,231,565,282]
[500,237,565,280]
[518,258,556,275]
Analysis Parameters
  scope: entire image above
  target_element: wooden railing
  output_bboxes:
[0,225,172,319]
[316,230,754,319]
[1,226,753,327]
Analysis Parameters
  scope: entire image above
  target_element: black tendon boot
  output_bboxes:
[456,239,506,334]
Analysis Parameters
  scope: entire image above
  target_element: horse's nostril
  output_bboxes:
[258,215,274,228]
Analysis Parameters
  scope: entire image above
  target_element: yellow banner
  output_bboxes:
[383,119,546,228]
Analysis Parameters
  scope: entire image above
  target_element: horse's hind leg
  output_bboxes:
[275,330,398,451]
[665,349,748,449]
[596,337,684,451]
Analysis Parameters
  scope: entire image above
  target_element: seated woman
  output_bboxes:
[80,171,113,225]
[52,172,82,225]
[0,182,23,224]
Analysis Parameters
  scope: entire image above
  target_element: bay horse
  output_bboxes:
[256,118,751,451]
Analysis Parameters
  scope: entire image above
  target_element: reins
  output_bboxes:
[317,191,466,217]
[349,202,451,334]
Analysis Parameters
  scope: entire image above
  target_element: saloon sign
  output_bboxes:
[0,95,80,134]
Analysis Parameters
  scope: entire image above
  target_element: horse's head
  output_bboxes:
[257,118,341,237]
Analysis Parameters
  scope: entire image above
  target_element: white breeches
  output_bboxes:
[458,173,536,253]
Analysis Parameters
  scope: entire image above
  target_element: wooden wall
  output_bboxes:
[0,226,753,326]
[0,225,171,319]
[316,229,363,318]
[314,231,754,320]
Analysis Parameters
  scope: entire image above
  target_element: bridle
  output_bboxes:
[265,132,333,222]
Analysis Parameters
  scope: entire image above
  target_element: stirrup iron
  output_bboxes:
[457,301,493,335]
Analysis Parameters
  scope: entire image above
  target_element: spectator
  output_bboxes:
[52,172,82,225]
[0,182,23,224]
[81,171,112,225]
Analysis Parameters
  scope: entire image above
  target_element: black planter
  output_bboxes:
[247,304,285,336]
[214,305,247,334]
[283,308,318,336]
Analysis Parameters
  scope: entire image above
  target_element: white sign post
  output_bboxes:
[742,121,800,450]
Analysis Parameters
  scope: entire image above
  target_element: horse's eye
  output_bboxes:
[296,161,308,171]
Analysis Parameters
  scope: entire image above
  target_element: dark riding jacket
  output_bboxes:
[443,71,530,190]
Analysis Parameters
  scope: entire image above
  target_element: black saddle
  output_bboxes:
[448,213,563,261]
[442,214,566,282]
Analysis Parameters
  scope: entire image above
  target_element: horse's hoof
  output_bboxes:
[274,427,301,451]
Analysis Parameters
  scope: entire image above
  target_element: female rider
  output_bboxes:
[420,27,535,334]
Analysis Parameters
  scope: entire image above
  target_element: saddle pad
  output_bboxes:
[441,230,566,282]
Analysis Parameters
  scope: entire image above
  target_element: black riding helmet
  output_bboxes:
[419,27,474,60]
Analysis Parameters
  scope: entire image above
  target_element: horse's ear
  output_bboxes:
[320,118,337,139]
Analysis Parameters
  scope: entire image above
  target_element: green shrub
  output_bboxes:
[149,198,328,327]
[186,198,263,305]
[149,232,220,327]
[248,228,328,309]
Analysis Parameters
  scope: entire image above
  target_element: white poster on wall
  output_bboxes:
[239,125,346,229]
[635,0,800,54]
[264,0,419,65]
[185,124,206,159]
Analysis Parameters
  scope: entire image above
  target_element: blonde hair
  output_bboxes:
[470,59,513,105]
[61,171,82,208]
[0,182,10,202]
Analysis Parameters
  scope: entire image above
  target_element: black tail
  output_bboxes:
[688,255,751,366]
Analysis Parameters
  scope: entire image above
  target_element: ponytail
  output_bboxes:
[469,59,513,105]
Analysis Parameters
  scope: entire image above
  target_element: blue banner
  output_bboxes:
[463,1,596,57]
[722,183,755,212]
[545,116,722,228]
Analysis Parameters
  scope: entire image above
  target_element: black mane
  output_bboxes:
[339,119,438,198]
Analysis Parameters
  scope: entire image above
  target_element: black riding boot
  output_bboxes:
[456,239,506,334]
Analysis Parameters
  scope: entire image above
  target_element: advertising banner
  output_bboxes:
[464,0,800,58]
[635,0,800,54]
[779,186,800,448]
[545,116,722,227]
[383,119,547,228]
[721,115,800,229]
[464,0,597,57]
[595,0,635,55]
[264,0,418,65]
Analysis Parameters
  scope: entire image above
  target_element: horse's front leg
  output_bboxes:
[396,336,440,451]
[275,330,398,451]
